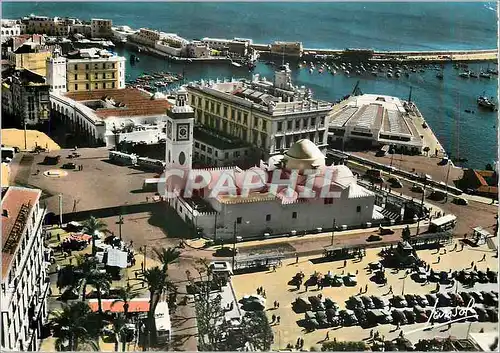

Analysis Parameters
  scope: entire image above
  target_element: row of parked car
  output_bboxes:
[289,272,358,288]
[454,269,498,285]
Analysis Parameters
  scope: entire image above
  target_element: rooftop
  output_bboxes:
[65,88,171,118]
[2,186,41,280]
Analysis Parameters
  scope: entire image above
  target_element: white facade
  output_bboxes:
[165,87,194,170]
[45,49,67,94]
[1,20,22,43]
[1,187,49,351]
[111,25,137,43]
[187,64,332,159]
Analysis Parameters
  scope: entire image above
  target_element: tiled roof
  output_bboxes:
[65,88,171,118]
[2,187,41,280]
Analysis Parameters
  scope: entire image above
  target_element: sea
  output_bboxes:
[2,2,498,169]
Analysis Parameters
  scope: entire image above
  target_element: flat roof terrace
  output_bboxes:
[65,88,171,118]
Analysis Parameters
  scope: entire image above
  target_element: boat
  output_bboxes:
[487,68,498,75]
[355,70,361,75]
[309,68,314,74]
[344,70,350,75]
[479,72,491,79]
[371,71,377,76]
[387,72,392,78]
[436,72,444,79]
[331,70,337,75]
[459,71,470,78]
[231,61,242,67]
[395,72,401,78]
[469,72,478,78]
[477,95,496,111]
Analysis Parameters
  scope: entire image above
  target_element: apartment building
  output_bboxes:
[1,20,23,43]
[91,18,113,38]
[186,63,332,160]
[2,35,55,76]
[2,69,50,127]
[21,14,75,36]
[64,48,126,92]
[1,186,50,351]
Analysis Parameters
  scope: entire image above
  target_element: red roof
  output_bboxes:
[2,187,41,280]
[88,299,150,313]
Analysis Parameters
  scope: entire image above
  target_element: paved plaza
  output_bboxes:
[231,239,498,350]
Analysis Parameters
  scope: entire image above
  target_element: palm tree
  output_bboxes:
[87,270,112,314]
[109,313,128,352]
[51,302,101,351]
[153,247,180,272]
[112,284,139,318]
[82,216,108,256]
[140,266,177,349]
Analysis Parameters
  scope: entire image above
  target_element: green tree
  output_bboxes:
[50,301,102,351]
[82,216,108,256]
[109,313,129,352]
[240,311,274,351]
[140,266,177,349]
[321,340,367,351]
[153,247,180,272]
[87,270,112,314]
[112,284,139,319]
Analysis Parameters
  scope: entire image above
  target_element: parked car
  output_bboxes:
[388,177,403,188]
[403,310,416,324]
[459,291,473,305]
[481,291,499,306]
[360,296,375,309]
[477,271,489,284]
[354,309,369,327]
[62,162,77,170]
[437,293,452,307]
[487,270,498,283]
[367,234,382,242]
[309,296,325,311]
[413,307,429,323]
[392,295,408,308]
[414,294,429,307]
[326,309,340,326]
[339,310,358,326]
[474,307,489,322]
[411,184,424,193]
[486,308,498,322]
[452,197,468,205]
[449,293,464,307]
[392,310,407,325]
[293,297,312,312]
[469,292,484,304]
[346,296,364,310]
[315,311,329,327]
[425,294,437,306]
[369,262,383,271]
[404,294,418,307]
[367,309,392,325]
[371,295,389,309]
[324,298,340,310]
[343,273,358,286]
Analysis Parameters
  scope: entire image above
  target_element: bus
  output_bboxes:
[109,151,137,166]
[429,214,457,233]
[155,302,171,344]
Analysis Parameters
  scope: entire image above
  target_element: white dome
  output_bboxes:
[284,139,325,171]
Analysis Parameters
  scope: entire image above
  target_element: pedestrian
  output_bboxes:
[359,286,363,294]
[370,329,373,338]
[277,301,280,308]
[295,253,299,264]
[388,285,393,294]
[146,196,149,202]
[274,300,277,309]
[300,338,304,348]
[325,331,330,341]
[437,256,440,263]
[356,269,359,275]
[344,259,347,268]
[365,284,368,293]
[296,338,300,347]
[271,314,276,322]
[305,284,308,291]
[135,271,138,279]
[69,257,73,265]
[396,321,400,330]
[141,262,144,271]
[473,265,477,272]
[481,254,486,262]
[277,316,280,324]
[57,234,61,242]
[448,322,452,330]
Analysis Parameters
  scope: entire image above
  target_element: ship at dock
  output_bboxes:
[477,95,496,111]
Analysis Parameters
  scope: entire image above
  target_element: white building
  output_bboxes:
[129,28,189,56]
[187,64,333,161]
[91,18,112,39]
[1,186,50,351]
[111,25,138,43]
[49,87,171,146]
[328,94,424,154]
[163,90,377,240]
[1,20,22,43]
[186,41,211,58]
[45,48,67,94]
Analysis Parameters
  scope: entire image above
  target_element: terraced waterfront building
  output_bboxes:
[186,63,333,161]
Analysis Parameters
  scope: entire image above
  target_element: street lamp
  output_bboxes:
[232,219,249,270]
[416,175,428,235]
[330,218,336,246]
[444,159,451,202]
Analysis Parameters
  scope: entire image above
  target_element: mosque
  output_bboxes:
[164,87,380,240]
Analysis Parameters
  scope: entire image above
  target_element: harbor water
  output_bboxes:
[2,2,498,169]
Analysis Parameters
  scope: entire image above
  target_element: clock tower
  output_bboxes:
[165,87,194,171]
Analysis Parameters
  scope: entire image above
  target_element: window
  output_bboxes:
[207,147,213,154]
[95,83,98,89]
[194,142,200,148]
[223,106,228,117]
[225,152,229,159]
[295,120,300,129]
[94,73,98,79]
[112,63,115,69]
[201,145,206,151]
[311,117,316,126]
[292,212,297,219]
[112,82,115,88]
[86,64,89,70]
[287,120,292,130]
[277,122,283,132]
[74,64,78,70]
[243,113,248,125]
[266,214,271,221]
[74,84,78,90]
[320,116,325,126]
[103,82,106,89]
[236,217,242,224]
[112,72,115,79]
[85,73,89,79]
[262,120,267,130]
[74,74,77,80]
[86,83,89,90]
[215,151,218,157]
[254,117,259,128]
[324,198,333,205]
[356,206,361,212]
[302,118,308,128]
[231,109,235,120]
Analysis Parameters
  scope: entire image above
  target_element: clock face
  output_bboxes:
[177,123,189,141]
[167,121,172,139]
